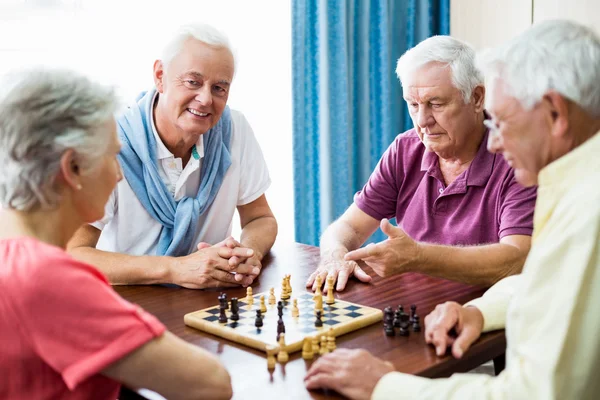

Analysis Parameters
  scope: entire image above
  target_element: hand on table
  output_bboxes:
[304,349,394,400]
[306,249,371,293]
[424,301,484,358]
[168,240,258,289]
[197,236,263,286]
[344,219,420,278]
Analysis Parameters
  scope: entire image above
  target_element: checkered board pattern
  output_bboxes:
[184,291,383,353]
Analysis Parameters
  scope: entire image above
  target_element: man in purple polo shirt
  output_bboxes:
[307,35,537,292]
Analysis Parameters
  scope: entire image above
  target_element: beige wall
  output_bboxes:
[533,0,600,33]
[451,0,599,48]
[450,0,532,49]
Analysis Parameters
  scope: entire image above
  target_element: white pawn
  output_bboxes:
[266,345,277,369]
[277,334,289,363]
[268,287,276,305]
[291,298,300,318]
[246,287,254,306]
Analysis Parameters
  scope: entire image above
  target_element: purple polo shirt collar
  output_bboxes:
[420,129,494,195]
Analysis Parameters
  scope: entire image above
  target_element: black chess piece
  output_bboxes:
[412,314,421,332]
[393,310,401,328]
[277,301,284,318]
[277,318,286,340]
[410,304,417,324]
[218,304,228,324]
[385,324,395,336]
[397,304,404,315]
[219,293,229,310]
[384,306,394,325]
[399,313,410,336]
[255,310,263,328]
[315,310,323,327]
[230,297,239,321]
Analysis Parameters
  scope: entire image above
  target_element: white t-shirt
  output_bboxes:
[92,104,271,256]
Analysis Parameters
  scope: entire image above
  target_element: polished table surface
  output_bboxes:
[115,242,506,399]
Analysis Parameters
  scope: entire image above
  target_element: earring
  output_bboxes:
[76,184,82,190]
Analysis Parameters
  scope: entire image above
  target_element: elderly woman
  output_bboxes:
[308,35,537,292]
[0,69,232,400]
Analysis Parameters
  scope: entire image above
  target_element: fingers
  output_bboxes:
[210,269,247,287]
[229,263,261,276]
[345,243,379,261]
[451,325,479,359]
[335,268,349,291]
[217,246,254,259]
[196,242,211,250]
[424,304,461,356]
[353,265,372,283]
[311,270,329,292]
[305,353,341,380]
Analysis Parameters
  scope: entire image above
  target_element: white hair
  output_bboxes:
[0,68,117,211]
[396,35,483,103]
[476,19,600,118]
[161,23,236,75]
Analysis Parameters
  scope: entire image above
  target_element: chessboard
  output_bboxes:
[184,291,383,354]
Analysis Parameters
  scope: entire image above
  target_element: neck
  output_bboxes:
[0,206,80,249]
[439,115,486,167]
[154,98,195,165]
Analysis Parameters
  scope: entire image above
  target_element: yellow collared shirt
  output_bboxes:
[373,132,600,400]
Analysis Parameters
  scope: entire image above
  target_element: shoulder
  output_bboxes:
[229,108,253,134]
[7,239,108,295]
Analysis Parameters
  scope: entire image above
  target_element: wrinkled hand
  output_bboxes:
[197,236,263,286]
[344,219,420,278]
[304,349,394,400]
[424,301,484,358]
[306,249,371,293]
[170,245,259,289]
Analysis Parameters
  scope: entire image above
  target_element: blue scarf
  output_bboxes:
[117,89,232,256]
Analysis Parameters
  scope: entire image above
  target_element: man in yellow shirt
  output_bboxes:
[304,19,600,400]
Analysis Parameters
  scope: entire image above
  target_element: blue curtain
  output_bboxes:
[293,0,449,246]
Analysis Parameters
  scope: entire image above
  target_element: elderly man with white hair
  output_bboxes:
[305,19,600,399]
[68,23,277,289]
[307,35,537,292]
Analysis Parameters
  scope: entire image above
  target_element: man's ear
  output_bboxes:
[471,85,485,113]
[153,60,165,93]
[543,91,570,139]
[58,149,82,190]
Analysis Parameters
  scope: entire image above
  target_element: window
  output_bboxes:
[0,0,294,243]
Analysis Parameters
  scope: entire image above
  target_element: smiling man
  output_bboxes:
[68,23,277,289]
[308,35,537,292]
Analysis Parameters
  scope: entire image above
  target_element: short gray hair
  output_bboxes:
[476,19,600,118]
[161,23,236,75]
[0,68,117,211]
[396,35,483,103]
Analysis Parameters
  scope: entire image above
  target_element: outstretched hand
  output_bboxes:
[344,219,420,278]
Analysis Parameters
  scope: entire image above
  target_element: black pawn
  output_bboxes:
[399,313,410,336]
[410,304,417,324]
[277,301,284,318]
[397,305,404,315]
[277,318,286,340]
[219,293,229,310]
[385,322,395,336]
[255,310,263,328]
[412,314,421,332]
[230,297,239,321]
[218,304,228,324]
[315,310,323,327]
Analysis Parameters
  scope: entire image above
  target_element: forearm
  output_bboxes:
[68,247,172,285]
[416,242,526,286]
[319,220,365,258]
[239,216,277,260]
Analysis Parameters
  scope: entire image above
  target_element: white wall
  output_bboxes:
[0,0,295,244]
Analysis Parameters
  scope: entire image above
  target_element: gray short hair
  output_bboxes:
[396,35,483,103]
[161,23,236,75]
[476,19,600,118]
[0,68,117,211]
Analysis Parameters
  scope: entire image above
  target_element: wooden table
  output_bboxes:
[115,243,506,399]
